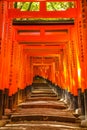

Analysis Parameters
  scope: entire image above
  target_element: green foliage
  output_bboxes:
[47,2,74,11]
[14,2,40,11]
[14,2,74,11]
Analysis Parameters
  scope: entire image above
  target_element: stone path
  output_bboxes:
[0,78,87,130]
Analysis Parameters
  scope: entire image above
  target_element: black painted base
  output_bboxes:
[78,89,87,127]
[8,96,13,110]
[73,95,78,111]
[78,88,85,115]
[67,93,78,111]
[4,88,9,108]
[18,88,23,104]
[84,89,87,119]
[0,90,3,119]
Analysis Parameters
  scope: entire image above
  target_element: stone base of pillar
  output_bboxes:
[81,119,87,127]
[75,108,82,115]
[73,108,82,118]
[79,115,85,120]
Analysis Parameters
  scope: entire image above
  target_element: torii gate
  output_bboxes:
[0,0,87,126]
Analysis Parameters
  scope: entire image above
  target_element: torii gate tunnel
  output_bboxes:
[0,0,87,126]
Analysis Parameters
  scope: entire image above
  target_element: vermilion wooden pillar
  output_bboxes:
[77,0,86,93]
[62,34,78,106]
[3,19,10,109]
[30,57,33,84]
[75,0,86,120]
[81,0,87,120]
[7,21,14,96]
[64,25,79,110]
[59,51,68,101]
[56,57,60,87]
[11,41,21,107]
[0,9,3,114]
[22,53,28,101]
[51,62,56,83]
[60,52,65,89]
[18,46,25,90]
[65,45,70,93]
[0,1,9,118]
[25,55,30,86]
[47,65,51,81]
[76,15,86,119]
[58,54,63,88]
[79,0,87,126]
[64,45,70,93]
[0,1,3,96]
[0,2,9,90]
[64,40,74,107]
[70,27,79,110]
[64,44,74,106]
[55,57,59,85]
[62,46,71,104]
[28,56,32,85]
[63,50,67,88]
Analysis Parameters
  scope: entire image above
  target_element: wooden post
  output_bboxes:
[80,0,87,126]
[78,88,85,115]
[76,18,85,116]
[4,88,9,108]
[0,1,9,117]
[0,1,3,119]
[51,62,56,83]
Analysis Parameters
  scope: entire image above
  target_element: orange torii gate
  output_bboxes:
[0,0,87,126]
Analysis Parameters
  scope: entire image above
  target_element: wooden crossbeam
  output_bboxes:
[23,45,64,55]
[14,25,70,43]
[5,0,77,2]
[23,51,61,56]
[8,8,77,18]
[33,64,52,66]
[23,45,64,49]
[16,34,69,42]
[14,25,71,30]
